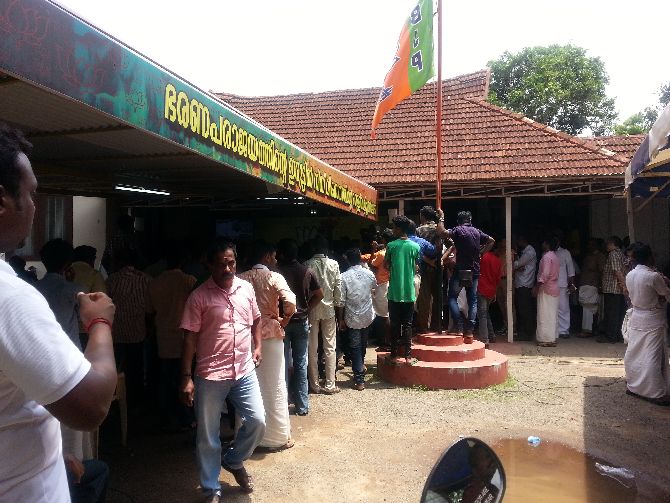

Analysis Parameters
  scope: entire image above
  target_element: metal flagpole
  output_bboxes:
[435,0,443,210]
[431,0,445,333]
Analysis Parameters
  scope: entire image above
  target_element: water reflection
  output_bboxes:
[491,439,636,503]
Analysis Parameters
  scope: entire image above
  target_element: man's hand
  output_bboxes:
[180,377,195,407]
[78,292,115,328]
[64,454,85,484]
[338,319,347,331]
[436,208,445,221]
[252,347,263,367]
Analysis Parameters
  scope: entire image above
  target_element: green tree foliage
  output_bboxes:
[614,81,670,135]
[487,45,617,136]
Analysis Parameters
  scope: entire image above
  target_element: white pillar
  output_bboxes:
[398,199,405,216]
[506,197,514,343]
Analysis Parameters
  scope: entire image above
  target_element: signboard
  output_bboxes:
[0,0,378,219]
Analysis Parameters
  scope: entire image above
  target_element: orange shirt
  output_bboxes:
[361,249,390,285]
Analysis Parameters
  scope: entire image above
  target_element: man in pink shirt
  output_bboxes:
[180,241,265,503]
[535,236,561,347]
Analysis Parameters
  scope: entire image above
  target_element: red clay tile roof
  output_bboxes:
[587,135,644,160]
[216,70,629,187]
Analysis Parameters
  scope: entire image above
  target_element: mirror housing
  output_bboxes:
[421,437,506,503]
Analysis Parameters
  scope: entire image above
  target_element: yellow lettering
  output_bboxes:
[177,92,189,128]
[189,99,201,134]
[164,84,177,122]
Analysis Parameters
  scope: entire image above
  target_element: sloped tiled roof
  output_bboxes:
[588,135,644,160]
[216,70,629,187]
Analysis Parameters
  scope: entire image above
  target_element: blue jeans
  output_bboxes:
[284,320,309,414]
[68,459,109,503]
[348,326,369,384]
[448,273,479,333]
[195,372,266,494]
[476,294,494,343]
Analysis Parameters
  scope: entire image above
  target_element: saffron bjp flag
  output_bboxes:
[371,0,435,138]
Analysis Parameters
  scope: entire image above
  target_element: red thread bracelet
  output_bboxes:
[86,317,112,333]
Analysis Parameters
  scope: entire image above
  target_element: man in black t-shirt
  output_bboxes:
[277,239,323,416]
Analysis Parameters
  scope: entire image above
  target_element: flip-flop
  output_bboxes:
[256,438,295,453]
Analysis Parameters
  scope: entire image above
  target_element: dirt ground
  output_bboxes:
[103,338,670,503]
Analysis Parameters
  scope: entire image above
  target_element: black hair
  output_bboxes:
[277,238,299,261]
[250,240,276,265]
[543,235,559,252]
[313,235,329,254]
[8,255,26,274]
[0,123,32,200]
[408,220,417,235]
[381,228,394,244]
[344,248,362,266]
[40,238,74,273]
[419,205,438,222]
[391,215,413,235]
[606,235,622,248]
[73,245,97,266]
[206,239,237,263]
[632,243,652,266]
[457,211,472,225]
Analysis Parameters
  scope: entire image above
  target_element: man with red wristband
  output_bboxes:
[0,124,118,502]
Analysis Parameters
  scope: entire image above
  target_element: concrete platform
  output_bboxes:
[378,331,509,389]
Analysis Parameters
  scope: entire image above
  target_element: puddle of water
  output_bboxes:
[491,439,637,503]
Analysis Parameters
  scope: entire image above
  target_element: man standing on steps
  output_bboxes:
[436,209,495,343]
[304,235,342,394]
[385,215,420,364]
[415,206,440,334]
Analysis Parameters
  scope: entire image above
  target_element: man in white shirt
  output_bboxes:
[555,240,576,338]
[338,249,376,391]
[0,124,117,502]
[304,235,342,394]
[513,236,537,341]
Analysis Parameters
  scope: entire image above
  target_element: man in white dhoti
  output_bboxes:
[239,242,297,449]
[624,243,670,406]
[535,237,560,347]
[578,239,606,337]
[555,239,576,338]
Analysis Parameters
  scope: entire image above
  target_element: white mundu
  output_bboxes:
[0,260,91,503]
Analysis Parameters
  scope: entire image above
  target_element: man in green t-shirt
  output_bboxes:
[384,215,420,364]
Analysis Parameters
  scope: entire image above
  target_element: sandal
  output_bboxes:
[537,342,557,347]
[256,438,295,453]
[220,461,254,493]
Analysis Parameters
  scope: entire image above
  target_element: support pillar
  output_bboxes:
[505,197,514,343]
[626,191,636,243]
[398,199,405,216]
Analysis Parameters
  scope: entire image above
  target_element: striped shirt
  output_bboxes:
[602,249,625,295]
[107,266,151,343]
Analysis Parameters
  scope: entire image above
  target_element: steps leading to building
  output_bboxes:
[411,342,486,362]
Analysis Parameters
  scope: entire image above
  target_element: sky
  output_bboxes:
[56,0,667,123]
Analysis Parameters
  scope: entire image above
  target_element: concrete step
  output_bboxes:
[415,332,464,346]
[376,350,508,389]
[411,341,486,362]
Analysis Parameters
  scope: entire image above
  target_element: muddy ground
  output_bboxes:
[103,338,670,503]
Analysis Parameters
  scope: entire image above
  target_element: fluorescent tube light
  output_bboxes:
[115,184,170,196]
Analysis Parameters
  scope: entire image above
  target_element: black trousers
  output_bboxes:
[602,293,626,342]
[389,300,414,357]
[515,287,536,341]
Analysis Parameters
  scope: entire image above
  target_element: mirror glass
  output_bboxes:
[421,438,506,503]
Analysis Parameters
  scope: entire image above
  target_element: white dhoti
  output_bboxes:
[256,337,291,447]
[579,285,600,332]
[558,286,570,334]
[373,281,389,318]
[536,291,559,343]
[624,310,670,400]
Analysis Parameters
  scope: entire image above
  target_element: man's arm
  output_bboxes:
[435,208,453,239]
[514,249,532,270]
[481,236,495,255]
[179,330,197,406]
[276,275,297,327]
[45,293,117,431]
[251,317,262,366]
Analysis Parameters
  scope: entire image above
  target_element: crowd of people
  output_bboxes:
[2,123,669,503]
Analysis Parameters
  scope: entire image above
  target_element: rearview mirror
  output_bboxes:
[421,438,506,503]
